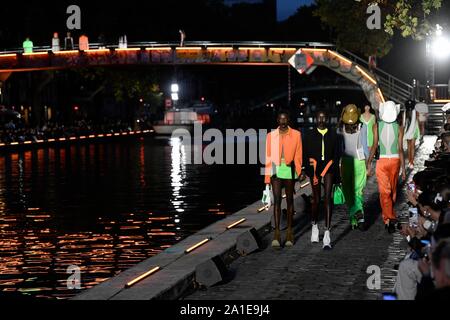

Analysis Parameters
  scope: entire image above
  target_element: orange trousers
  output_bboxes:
[376,158,400,224]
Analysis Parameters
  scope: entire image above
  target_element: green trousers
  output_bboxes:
[341,156,367,219]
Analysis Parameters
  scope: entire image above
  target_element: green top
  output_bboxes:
[360,114,375,147]
[23,40,33,53]
[275,146,298,179]
[378,121,399,157]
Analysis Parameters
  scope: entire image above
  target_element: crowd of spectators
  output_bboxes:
[0,119,149,144]
[393,110,450,300]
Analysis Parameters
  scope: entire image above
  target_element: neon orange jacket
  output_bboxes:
[264,127,302,184]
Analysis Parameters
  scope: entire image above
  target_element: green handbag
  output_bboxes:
[333,184,345,205]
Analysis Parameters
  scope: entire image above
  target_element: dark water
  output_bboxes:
[0,136,262,299]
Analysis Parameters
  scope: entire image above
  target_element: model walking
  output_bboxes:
[303,109,341,249]
[265,111,303,247]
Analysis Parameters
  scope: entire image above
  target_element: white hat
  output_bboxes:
[415,102,429,113]
[442,103,450,112]
[379,101,400,123]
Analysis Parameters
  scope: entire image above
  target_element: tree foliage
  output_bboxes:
[314,0,442,57]
[77,68,163,106]
[383,0,442,39]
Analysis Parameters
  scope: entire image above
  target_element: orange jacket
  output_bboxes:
[265,127,302,184]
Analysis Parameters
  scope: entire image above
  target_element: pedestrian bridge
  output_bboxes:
[0,41,418,109]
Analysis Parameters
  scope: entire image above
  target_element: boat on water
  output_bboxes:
[153,109,199,135]
[153,101,215,135]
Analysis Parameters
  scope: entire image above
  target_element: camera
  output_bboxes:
[408,207,418,228]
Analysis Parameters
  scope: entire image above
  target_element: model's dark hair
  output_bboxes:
[277,109,290,118]
[315,108,328,117]
[344,123,359,134]
[360,104,375,114]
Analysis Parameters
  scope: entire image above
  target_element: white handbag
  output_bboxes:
[261,185,273,210]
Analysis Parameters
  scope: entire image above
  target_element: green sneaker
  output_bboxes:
[350,216,358,230]
[356,211,365,231]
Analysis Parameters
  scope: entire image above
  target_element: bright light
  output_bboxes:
[433,36,450,59]
[436,24,443,37]
[171,93,179,101]
[226,218,246,230]
[185,238,210,253]
[171,84,179,93]
[125,266,161,288]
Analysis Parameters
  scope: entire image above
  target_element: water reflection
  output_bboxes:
[0,137,260,299]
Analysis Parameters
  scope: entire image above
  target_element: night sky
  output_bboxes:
[277,0,314,21]
[224,0,314,21]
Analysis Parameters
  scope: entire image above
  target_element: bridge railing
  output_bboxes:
[339,49,414,103]
[414,84,450,102]
[0,41,336,55]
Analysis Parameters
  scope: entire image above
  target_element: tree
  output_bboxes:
[314,0,443,57]
[383,0,442,40]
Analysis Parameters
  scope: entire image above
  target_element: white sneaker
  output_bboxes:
[323,230,332,249]
[311,224,319,243]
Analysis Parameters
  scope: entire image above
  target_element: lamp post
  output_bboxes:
[426,24,450,100]
[425,31,435,87]
[171,83,179,109]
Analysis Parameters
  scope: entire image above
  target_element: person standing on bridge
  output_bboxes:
[79,34,89,51]
[367,101,406,233]
[51,32,60,52]
[65,31,74,50]
[265,110,303,248]
[303,109,341,249]
[22,37,33,53]
[179,29,186,47]
[338,105,367,230]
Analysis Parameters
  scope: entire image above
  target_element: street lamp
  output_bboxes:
[432,25,450,59]
[171,83,179,93]
[426,24,450,88]
[171,83,179,108]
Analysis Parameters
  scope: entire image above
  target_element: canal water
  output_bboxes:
[0,136,262,299]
